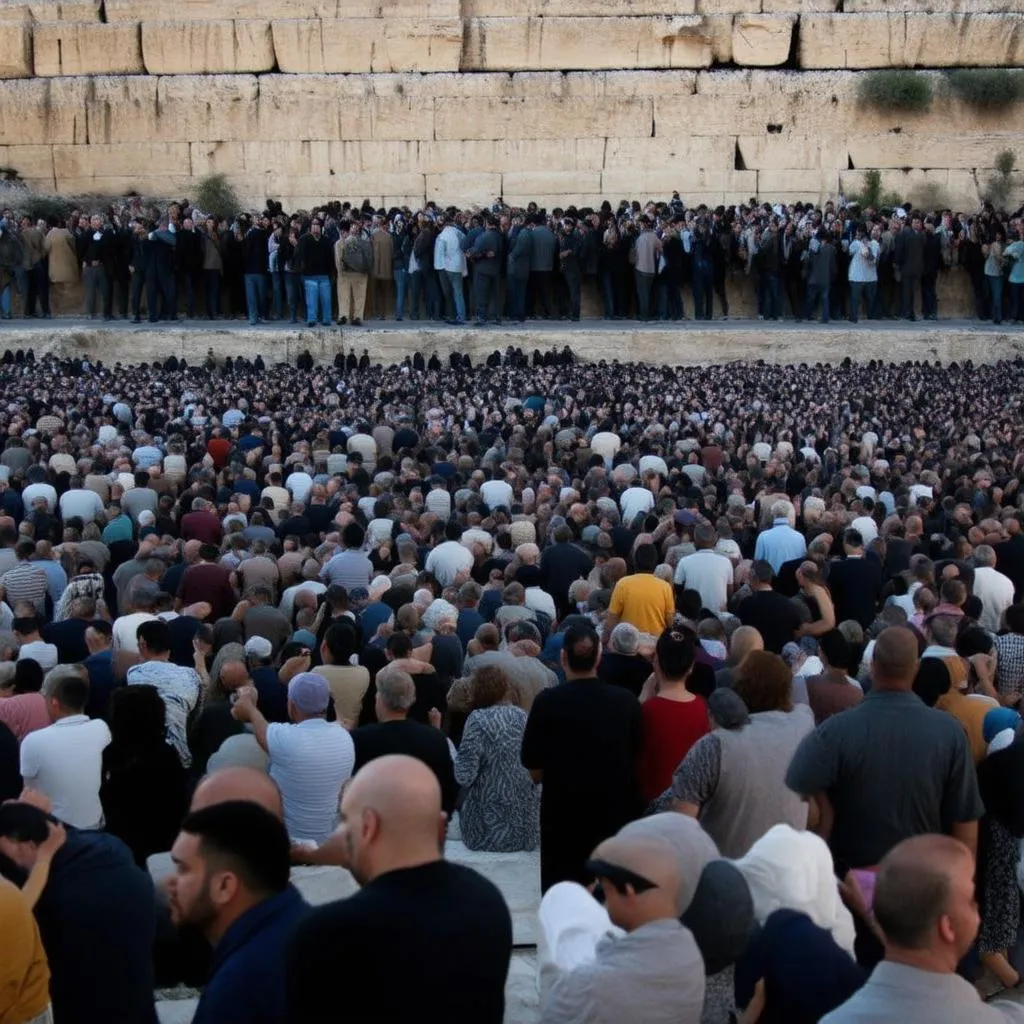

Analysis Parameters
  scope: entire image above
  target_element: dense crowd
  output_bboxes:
[1,191,1023,328]
[3,348,1024,1023]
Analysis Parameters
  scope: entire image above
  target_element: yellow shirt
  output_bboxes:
[0,878,50,1024]
[609,573,675,638]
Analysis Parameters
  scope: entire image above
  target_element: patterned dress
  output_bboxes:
[454,704,539,853]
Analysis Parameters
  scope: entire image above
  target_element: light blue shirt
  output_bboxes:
[754,518,807,573]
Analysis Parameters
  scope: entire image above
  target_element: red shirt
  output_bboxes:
[637,694,709,805]
[180,510,223,546]
[177,562,236,620]
[207,437,231,469]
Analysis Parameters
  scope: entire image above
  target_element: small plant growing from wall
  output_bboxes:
[851,169,902,210]
[946,69,1024,110]
[984,150,1017,210]
[193,173,243,220]
[857,70,934,112]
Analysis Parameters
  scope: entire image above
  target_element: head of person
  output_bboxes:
[167,801,291,945]
[585,834,682,933]
[609,621,640,657]
[190,767,283,818]
[733,651,792,713]
[873,834,979,972]
[870,626,920,692]
[560,622,601,679]
[818,629,852,674]
[108,683,166,749]
[0,802,54,873]
[654,626,697,685]
[469,665,509,709]
[137,619,172,661]
[750,560,773,589]
[337,754,444,886]
[728,625,764,665]
[286,672,331,723]
[634,543,658,574]
[42,666,89,722]
[373,666,416,722]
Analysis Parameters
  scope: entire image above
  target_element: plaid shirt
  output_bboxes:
[53,572,106,622]
[995,633,1024,703]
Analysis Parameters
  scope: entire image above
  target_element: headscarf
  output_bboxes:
[734,825,856,957]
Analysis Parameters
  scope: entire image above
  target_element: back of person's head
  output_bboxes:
[843,528,864,551]
[137,618,171,655]
[108,684,168,747]
[323,620,359,664]
[693,524,717,550]
[0,802,50,871]
[873,834,976,964]
[13,658,43,694]
[469,665,509,708]
[729,625,763,664]
[11,615,39,638]
[1006,603,1024,635]
[927,614,959,649]
[656,626,697,682]
[634,543,658,573]
[939,578,966,608]
[43,666,88,712]
[871,626,920,690]
[562,623,601,675]
[199,543,220,562]
[375,667,416,713]
[342,522,365,549]
[750,560,773,585]
[734,651,792,713]
[818,630,851,672]
[912,657,953,707]
[386,632,413,660]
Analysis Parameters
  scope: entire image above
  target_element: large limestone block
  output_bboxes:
[466,0,696,14]
[0,1,101,22]
[33,22,144,75]
[603,166,757,196]
[732,15,794,67]
[756,168,840,194]
[462,16,724,72]
[837,167,985,209]
[847,132,1023,171]
[107,0,460,19]
[800,13,1024,68]
[53,142,191,193]
[845,0,1021,11]
[0,21,31,76]
[696,0,758,12]
[762,0,837,9]
[141,20,275,74]
[426,172,501,205]
[501,171,603,197]
[0,143,55,188]
[737,133,848,170]
[434,95,653,141]
[191,139,333,177]
[0,77,87,144]
[157,75,260,143]
[257,75,341,140]
[418,138,606,174]
[604,135,734,171]
[271,18,462,73]
[341,96,435,142]
[82,76,157,144]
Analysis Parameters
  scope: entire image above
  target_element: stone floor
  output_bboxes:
[0,316,1021,367]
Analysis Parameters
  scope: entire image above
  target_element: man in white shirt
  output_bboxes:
[59,480,106,525]
[619,479,655,526]
[425,527,474,587]
[480,474,514,512]
[14,615,58,671]
[231,672,355,844]
[286,467,314,506]
[973,545,1016,633]
[20,667,110,828]
[673,525,734,614]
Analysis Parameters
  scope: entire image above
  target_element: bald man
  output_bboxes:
[714,624,764,689]
[787,627,982,878]
[286,756,512,1024]
[822,835,1024,1023]
[540,834,705,1024]
[190,767,283,818]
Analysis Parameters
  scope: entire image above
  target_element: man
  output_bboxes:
[540,523,594,619]
[673,524,733,614]
[973,544,1015,633]
[894,214,925,321]
[242,584,291,656]
[13,615,58,671]
[286,755,512,1023]
[83,619,117,720]
[231,673,354,844]
[181,500,224,547]
[335,221,372,326]
[633,217,661,322]
[167,801,309,1024]
[822,834,1024,1023]
[425,523,474,587]
[754,500,806,574]
[736,561,803,653]
[469,215,503,326]
[604,543,675,642]
[540,834,705,1024]
[522,623,642,891]
[127,619,202,767]
[20,668,109,828]
[0,801,158,1024]
[77,212,114,320]
[506,218,532,322]
[43,595,93,665]
[178,543,235,620]
[2,541,48,614]
[804,629,864,724]
[786,627,982,876]
[351,667,457,818]
[18,213,47,318]
[828,528,883,629]
[294,218,334,328]
[242,213,270,325]
[319,523,373,591]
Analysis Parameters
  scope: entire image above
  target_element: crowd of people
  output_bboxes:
[3,346,1024,1022]
[1,190,1023,327]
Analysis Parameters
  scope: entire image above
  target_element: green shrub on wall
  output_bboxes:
[193,173,242,220]
[856,70,933,112]
[946,69,1024,109]
[851,169,902,211]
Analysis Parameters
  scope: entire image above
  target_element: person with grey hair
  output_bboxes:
[350,667,457,817]
[754,500,806,574]
[674,523,733,614]
[597,622,653,698]
[973,544,1015,633]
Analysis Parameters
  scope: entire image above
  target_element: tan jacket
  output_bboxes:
[20,227,45,268]
[44,227,79,283]
[371,228,393,280]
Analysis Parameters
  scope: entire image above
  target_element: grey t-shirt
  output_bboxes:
[785,689,983,870]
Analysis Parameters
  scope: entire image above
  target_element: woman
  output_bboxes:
[671,652,815,858]
[984,228,1006,325]
[100,685,188,865]
[454,666,538,852]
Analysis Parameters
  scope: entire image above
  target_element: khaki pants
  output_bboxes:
[338,271,368,321]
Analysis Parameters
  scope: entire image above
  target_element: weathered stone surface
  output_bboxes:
[799,13,1024,68]
[52,141,191,193]
[141,20,275,75]
[0,77,87,144]
[0,143,55,188]
[737,133,848,170]
[157,75,260,143]
[271,18,462,73]
[425,172,502,204]
[844,0,1021,10]
[462,16,723,71]
[756,167,840,194]
[0,21,32,77]
[466,0,697,14]
[0,1,101,22]
[731,15,794,67]
[107,0,460,18]
[604,134,735,171]
[847,132,1022,171]
[33,23,143,76]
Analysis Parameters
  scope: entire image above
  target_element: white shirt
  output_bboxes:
[850,516,879,546]
[426,488,451,519]
[590,432,621,460]
[266,719,355,843]
[620,486,655,524]
[674,550,733,613]
[21,483,58,513]
[525,586,557,621]
[425,541,474,587]
[17,640,58,671]
[974,566,1016,633]
[112,612,158,654]
[480,479,514,511]
[280,581,327,623]
[638,455,669,479]
[20,715,111,829]
[59,488,106,524]
[286,471,314,506]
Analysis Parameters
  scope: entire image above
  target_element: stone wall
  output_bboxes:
[0,0,1020,210]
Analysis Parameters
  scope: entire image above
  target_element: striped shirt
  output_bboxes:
[1,563,49,613]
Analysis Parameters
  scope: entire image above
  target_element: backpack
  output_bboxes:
[342,237,369,274]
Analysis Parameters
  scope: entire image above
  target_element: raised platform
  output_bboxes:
[0,318,1021,367]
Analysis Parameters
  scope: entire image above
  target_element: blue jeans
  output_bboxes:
[987,274,1004,323]
[446,270,466,321]
[760,273,782,319]
[394,268,408,320]
[0,284,10,317]
[244,273,267,324]
[849,280,876,322]
[303,276,332,325]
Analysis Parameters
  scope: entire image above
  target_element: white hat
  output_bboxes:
[244,636,273,659]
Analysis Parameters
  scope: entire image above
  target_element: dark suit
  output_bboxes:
[506,228,532,322]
